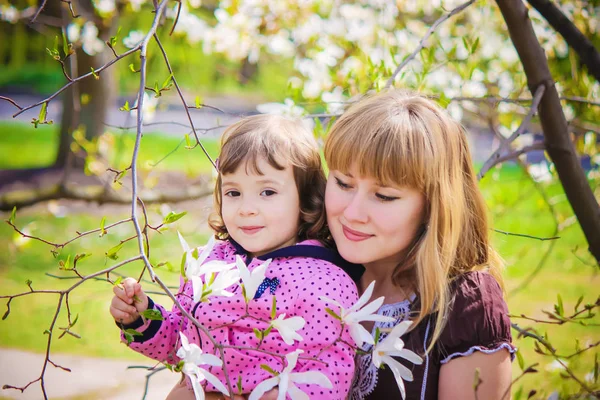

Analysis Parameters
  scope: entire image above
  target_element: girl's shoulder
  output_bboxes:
[436,270,515,363]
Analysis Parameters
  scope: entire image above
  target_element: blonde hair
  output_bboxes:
[209,114,329,243]
[324,90,504,351]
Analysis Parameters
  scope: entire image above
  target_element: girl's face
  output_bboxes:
[325,166,426,271]
[221,157,301,257]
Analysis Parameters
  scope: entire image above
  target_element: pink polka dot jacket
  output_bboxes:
[120,239,362,398]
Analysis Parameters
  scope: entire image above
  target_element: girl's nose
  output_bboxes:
[238,199,258,216]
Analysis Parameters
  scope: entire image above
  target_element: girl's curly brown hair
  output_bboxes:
[208,114,330,245]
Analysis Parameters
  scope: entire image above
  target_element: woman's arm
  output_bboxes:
[438,350,512,400]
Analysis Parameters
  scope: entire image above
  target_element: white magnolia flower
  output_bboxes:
[81,22,104,56]
[248,350,332,400]
[178,232,219,279]
[270,314,306,345]
[372,321,423,400]
[94,0,116,14]
[123,30,145,49]
[320,280,395,347]
[236,256,271,302]
[0,5,18,23]
[256,98,306,117]
[192,268,240,303]
[177,332,229,400]
[66,23,81,42]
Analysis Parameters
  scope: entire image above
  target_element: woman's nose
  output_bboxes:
[342,192,368,223]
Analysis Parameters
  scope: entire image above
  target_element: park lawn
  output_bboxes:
[0,123,598,397]
[0,121,219,174]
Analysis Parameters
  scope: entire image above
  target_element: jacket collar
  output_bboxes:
[228,238,364,282]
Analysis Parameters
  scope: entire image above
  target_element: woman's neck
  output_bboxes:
[360,262,412,304]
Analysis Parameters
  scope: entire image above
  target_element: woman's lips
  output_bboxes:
[240,226,263,235]
[342,224,373,242]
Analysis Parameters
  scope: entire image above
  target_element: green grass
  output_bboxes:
[0,121,219,173]
[0,124,598,398]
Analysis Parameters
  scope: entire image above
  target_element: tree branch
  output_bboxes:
[526,0,600,83]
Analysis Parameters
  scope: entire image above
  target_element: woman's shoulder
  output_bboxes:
[437,270,515,363]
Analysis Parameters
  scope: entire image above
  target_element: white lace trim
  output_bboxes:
[440,343,517,364]
[349,299,413,400]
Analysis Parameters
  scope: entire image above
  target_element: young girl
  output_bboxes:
[110,114,361,399]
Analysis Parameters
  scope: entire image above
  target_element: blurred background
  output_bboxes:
[0,0,598,399]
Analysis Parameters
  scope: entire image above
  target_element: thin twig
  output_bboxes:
[493,229,559,241]
[384,0,476,89]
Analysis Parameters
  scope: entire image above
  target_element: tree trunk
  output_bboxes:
[496,0,600,263]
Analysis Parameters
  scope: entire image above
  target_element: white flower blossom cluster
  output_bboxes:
[176,234,422,400]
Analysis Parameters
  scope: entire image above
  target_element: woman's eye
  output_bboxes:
[224,190,240,197]
[376,193,399,202]
[261,189,276,196]
[335,177,351,189]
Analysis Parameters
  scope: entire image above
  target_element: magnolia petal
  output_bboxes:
[356,314,396,323]
[383,356,409,400]
[290,371,333,388]
[248,376,279,400]
[278,373,290,400]
[199,353,223,367]
[179,332,191,351]
[190,374,206,400]
[352,295,385,319]
[191,275,204,303]
[201,369,229,396]
[318,295,342,310]
[287,383,310,400]
[196,235,216,265]
[177,231,191,253]
[389,320,412,338]
[284,349,303,372]
[349,280,375,313]
[349,322,374,347]
[383,355,414,382]
[386,348,423,366]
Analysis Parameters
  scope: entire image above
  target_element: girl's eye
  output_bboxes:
[261,189,276,196]
[224,190,240,197]
[335,177,351,190]
[376,193,399,202]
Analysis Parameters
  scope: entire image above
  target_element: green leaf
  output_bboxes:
[374,327,381,345]
[91,67,99,80]
[253,328,263,341]
[154,81,160,97]
[516,349,524,371]
[99,216,107,237]
[462,37,470,54]
[106,242,125,260]
[270,295,277,320]
[163,211,187,224]
[74,253,91,264]
[59,254,72,270]
[574,295,584,312]
[192,248,199,260]
[260,364,278,376]
[162,74,173,90]
[557,294,564,316]
[114,276,123,286]
[237,376,243,395]
[9,206,16,224]
[471,37,480,54]
[195,95,202,108]
[119,101,130,111]
[62,30,69,57]
[129,63,136,73]
[325,307,342,321]
[71,314,79,327]
[141,309,164,321]
[25,279,32,287]
[313,117,323,137]
[185,133,192,148]
[125,328,143,337]
[39,102,48,123]
[180,252,188,280]
[263,325,273,337]
[43,329,51,335]
[123,331,134,345]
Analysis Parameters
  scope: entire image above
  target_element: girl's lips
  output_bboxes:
[240,226,263,235]
[341,224,373,242]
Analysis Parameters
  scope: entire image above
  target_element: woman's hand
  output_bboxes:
[109,277,148,325]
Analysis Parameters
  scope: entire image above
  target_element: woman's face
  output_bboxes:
[325,166,427,271]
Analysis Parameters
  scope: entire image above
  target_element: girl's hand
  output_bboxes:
[258,389,279,400]
[109,277,148,325]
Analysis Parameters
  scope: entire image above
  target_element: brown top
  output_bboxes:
[349,271,515,400]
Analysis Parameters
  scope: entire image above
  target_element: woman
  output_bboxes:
[211,89,514,400]
[324,89,514,399]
